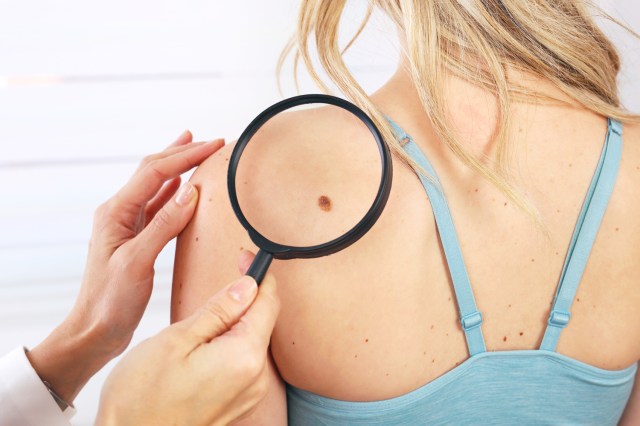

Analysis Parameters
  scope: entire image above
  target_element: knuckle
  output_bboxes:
[202,301,236,331]
[140,154,156,168]
[150,207,172,232]
[234,340,266,377]
[145,159,169,181]
[110,247,138,274]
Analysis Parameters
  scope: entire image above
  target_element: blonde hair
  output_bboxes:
[277,0,640,233]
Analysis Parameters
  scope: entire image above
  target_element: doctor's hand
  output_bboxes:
[96,251,280,426]
[26,131,225,405]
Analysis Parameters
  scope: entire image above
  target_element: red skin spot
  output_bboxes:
[318,195,332,212]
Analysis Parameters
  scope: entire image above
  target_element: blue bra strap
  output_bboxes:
[540,119,623,351]
[386,117,487,356]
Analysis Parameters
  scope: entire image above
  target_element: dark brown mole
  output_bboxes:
[318,195,332,212]
[519,332,524,336]
[292,341,295,345]
[577,298,580,302]
[503,336,507,342]
[365,338,369,343]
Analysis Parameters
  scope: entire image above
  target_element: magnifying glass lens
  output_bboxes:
[235,103,383,248]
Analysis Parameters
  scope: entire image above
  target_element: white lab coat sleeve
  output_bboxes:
[0,346,76,426]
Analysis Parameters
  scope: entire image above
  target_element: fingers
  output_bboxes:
[167,130,193,149]
[238,250,256,275]
[120,181,199,271]
[180,275,260,347]
[144,176,181,225]
[229,270,280,351]
[116,137,225,211]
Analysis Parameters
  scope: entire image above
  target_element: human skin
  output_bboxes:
[172,59,640,423]
[25,132,281,424]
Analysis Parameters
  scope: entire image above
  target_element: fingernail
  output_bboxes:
[228,276,257,302]
[175,182,195,206]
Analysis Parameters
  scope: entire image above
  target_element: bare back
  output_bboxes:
[171,71,640,422]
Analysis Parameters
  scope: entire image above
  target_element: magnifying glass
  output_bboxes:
[227,94,393,284]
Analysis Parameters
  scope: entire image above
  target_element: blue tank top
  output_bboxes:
[286,117,637,425]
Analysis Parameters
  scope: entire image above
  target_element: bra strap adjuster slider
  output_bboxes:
[460,311,483,331]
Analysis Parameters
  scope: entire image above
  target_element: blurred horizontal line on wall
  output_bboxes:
[0,65,392,89]
[0,71,224,88]
[0,155,141,170]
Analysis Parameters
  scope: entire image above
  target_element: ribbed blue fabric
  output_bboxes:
[286,117,637,425]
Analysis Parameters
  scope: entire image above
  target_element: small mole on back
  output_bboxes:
[318,195,332,212]
[503,336,507,342]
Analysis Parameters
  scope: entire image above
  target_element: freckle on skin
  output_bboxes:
[503,336,507,342]
[508,304,511,308]
[195,237,199,242]
[239,246,243,251]
[569,163,572,167]
[430,324,434,330]
[519,332,523,336]
[208,198,212,202]
[447,297,451,301]
[474,188,478,193]
[318,195,332,212]
[556,252,559,255]
[179,282,183,289]
[432,359,435,363]
[504,202,507,206]
[178,300,182,305]
[354,354,358,358]
[531,258,535,262]
[615,227,619,231]
[292,341,295,345]
[557,209,561,213]
[365,339,369,343]
[577,298,580,302]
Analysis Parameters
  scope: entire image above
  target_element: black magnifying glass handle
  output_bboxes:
[246,249,274,285]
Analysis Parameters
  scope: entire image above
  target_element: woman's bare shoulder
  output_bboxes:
[170,105,376,320]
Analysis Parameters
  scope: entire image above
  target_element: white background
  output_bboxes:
[0,1,638,424]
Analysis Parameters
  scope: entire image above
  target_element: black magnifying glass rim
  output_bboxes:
[227,93,393,260]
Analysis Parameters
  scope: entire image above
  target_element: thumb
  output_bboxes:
[125,182,198,270]
[180,275,259,346]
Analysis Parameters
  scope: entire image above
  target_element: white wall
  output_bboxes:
[0,1,637,424]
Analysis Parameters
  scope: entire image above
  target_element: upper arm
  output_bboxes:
[619,364,640,426]
[171,142,287,425]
